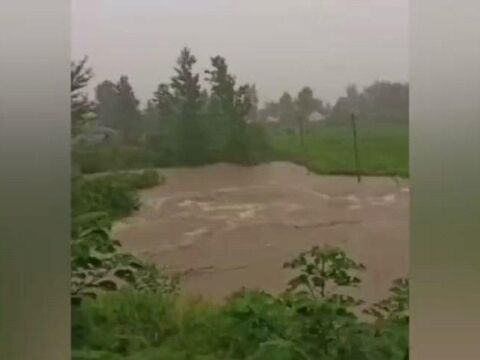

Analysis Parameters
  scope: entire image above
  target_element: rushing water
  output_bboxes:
[113,162,409,303]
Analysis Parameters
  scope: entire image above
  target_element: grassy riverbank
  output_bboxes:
[73,123,408,179]
[269,124,409,178]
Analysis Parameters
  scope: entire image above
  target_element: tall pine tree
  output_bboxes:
[116,76,141,144]
[170,47,208,165]
[95,76,141,144]
[148,83,176,157]
[296,86,317,119]
[71,56,94,136]
[205,55,251,163]
[95,80,118,129]
[278,92,296,126]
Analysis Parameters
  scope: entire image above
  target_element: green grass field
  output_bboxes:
[269,123,409,178]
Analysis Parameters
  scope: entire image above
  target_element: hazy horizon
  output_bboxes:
[72,0,408,107]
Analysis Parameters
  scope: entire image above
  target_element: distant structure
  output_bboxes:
[72,112,120,146]
[265,115,280,124]
[308,111,326,123]
[73,125,120,146]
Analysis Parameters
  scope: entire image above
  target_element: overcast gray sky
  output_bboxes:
[72,0,408,107]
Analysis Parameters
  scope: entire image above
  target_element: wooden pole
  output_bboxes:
[298,115,309,174]
[351,113,361,183]
[298,115,305,147]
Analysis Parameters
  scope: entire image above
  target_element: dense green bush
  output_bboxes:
[72,170,162,220]
[121,170,162,189]
[71,171,174,307]
[72,246,409,360]
[72,175,140,220]
[73,145,158,174]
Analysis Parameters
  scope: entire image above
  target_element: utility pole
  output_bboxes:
[298,115,309,174]
[297,115,305,147]
[351,113,361,183]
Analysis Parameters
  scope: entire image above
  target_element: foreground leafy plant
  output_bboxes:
[220,290,297,358]
[283,245,365,306]
[71,212,177,305]
[73,283,409,360]
[364,278,409,323]
[71,171,174,306]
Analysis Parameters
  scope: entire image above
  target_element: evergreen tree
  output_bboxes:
[245,84,259,123]
[142,100,159,134]
[116,76,141,144]
[205,56,236,113]
[170,47,207,165]
[71,56,94,135]
[95,80,118,129]
[330,81,409,123]
[148,83,176,156]
[296,86,317,119]
[95,76,141,144]
[153,83,174,125]
[278,92,296,126]
[258,100,280,122]
[206,55,252,163]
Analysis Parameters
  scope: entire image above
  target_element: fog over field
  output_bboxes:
[72,0,408,105]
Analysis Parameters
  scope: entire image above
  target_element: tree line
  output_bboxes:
[72,47,268,166]
[329,82,408,124]
[257,82,408,127]
[71,48,409,167]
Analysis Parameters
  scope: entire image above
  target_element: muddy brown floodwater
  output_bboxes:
[113,162,409,304]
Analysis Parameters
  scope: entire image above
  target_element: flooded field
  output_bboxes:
[113,162,409,304]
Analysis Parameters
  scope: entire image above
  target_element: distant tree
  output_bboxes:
[170,47,207,165]
[329,81,409,123]
[94,76,141,144]
[205,56,236,114]
[199,89,210,108]
[363,81,409,121]
[71,56,94,135]
[323,102,332,115]
[346,84,359,101]
[278,92,296,126]
[257,87,326,126]
[296,87,317,119]
[142,100,159,134]
[345,84,362,115]
[295,87,318,138]
[245,84,259,123]
[258,100,280,122]
[206,55,252,163]
[153,84,174,120]
[330,96,350,122]
[147,83,176,155]
[95,80,118,129]
[116,76,141,144]
[171,48,202,108]
[234,84,252,119]
[312,97,326,114]
[152,83,174,132]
